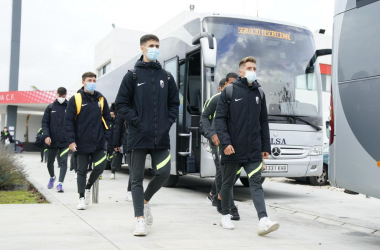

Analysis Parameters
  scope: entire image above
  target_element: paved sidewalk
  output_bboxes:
[0,152,379,250]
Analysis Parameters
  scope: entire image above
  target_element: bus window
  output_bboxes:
[186,51,201,115]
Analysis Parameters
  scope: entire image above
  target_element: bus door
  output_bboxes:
[177,49,202,175]
[163,56,180,176]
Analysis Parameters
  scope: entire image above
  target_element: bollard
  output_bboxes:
[92,178,99,204]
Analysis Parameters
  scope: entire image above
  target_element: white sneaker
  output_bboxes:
[77,198,86,210]
[220,214,234,230]
[133,218,147,236]
[126,191,133,202]
[258,217,280,236]
[85,189,91,205]
[110,173,115,179]
[144,203,153,226]
[70,170,75,174]
[74,173,77,179]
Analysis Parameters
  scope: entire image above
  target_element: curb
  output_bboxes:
[26,175,58,203]
[269,204,379,235]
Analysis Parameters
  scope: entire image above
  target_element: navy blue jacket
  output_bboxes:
[214,77,271,163]
[64,88,112,154]
[41,99,69,148]
[115,56,179,151]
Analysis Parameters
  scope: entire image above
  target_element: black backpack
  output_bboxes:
[34,131,44,148]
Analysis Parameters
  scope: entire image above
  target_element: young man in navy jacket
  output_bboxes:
[115,34,179,236]
[42,87,69,192]
[215,56,279,235]
[65,72,112,210]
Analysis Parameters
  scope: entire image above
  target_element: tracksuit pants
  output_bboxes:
[76,150,106,194]
[220,161,268,219]
[210,145,240,208]
[41,146,48,161]
[130,149,171,217]
[47,147,69,182]
[70,152,77,172]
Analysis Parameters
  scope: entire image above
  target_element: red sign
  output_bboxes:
[0,91,75,104]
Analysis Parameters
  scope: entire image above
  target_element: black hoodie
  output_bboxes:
[42,99,69,148]
[64,88,112,154]
[214,77,271,163]
[115,56,179,151]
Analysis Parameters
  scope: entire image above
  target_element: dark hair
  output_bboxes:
[226,73,238,83]
[57,87,67,96]
[110,103,116,112]
[82,72,97,81]
[219,78,226,88]
[239,56,257,69]
[140,34,159,46]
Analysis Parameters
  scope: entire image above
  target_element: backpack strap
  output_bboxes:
[164,70,171,81]
[128,68,137,83]
[258,87,264,100]
[225,84,233,104]
[74,93,82,121]
[98,97,109,130]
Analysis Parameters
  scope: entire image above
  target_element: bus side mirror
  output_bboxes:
[192,32,217,68]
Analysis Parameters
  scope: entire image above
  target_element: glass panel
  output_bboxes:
[338,1,380,82]
[203,17,322,125]
[164,57,178,83]
[178,63,185,129]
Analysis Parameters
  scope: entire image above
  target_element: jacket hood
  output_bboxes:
[134,55,162,69]
[78,87,104,98]
[235,77,261,89]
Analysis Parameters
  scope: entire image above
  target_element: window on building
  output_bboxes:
[98,62,111,77]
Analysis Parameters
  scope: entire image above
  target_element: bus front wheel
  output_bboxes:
[163,175,179,187]
[240,177,265,187]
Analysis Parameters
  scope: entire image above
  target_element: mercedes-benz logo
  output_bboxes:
[272,147,281,157]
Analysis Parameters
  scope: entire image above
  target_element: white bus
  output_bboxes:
[329,0,380,198]
[98,12,329,187]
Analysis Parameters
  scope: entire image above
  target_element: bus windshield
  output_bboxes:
[203,17,322,126]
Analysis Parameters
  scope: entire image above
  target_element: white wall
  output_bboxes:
[16,114,43,142]
[94,28,146,74]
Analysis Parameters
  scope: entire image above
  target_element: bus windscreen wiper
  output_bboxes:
[268,114,322,131]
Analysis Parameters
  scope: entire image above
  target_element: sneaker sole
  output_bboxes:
[77,206,86,210]
[133,231,147,236]
[207,196,213,203]
[258,223,280,236]
[220,221,234,230]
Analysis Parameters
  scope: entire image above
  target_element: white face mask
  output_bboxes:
[57,97,66,104]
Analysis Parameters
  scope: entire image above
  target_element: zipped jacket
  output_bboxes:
[214,77,271,163]
[115,56,179,151]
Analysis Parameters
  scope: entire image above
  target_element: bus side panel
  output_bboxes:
[333,81,380,199]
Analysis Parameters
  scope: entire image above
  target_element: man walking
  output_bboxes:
[115,34,179,236]
[65,72,111,210]
[215,56,279,235]
[42,87,70,192]
[201,74,240,220]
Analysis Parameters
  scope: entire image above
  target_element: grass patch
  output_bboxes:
[0,149,48,204]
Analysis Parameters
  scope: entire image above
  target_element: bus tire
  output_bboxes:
[240,177,265,187]
[309,165,328,186]
[163,175,179,187]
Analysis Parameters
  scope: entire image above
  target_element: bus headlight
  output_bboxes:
[202,142,211,153]
[309,146,322,156]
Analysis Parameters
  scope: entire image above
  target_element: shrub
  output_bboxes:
[0,148,27,190]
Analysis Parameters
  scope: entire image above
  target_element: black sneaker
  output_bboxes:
[212,195,218,207]
[207,193,214,204]
[230,206,240,221]
[216,198,222,214]
[41,159,43,163]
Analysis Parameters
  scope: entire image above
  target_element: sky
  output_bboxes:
[0,0,334,92]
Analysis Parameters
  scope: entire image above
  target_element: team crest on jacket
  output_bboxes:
[160,80,164,88]
[256,96,259,104]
